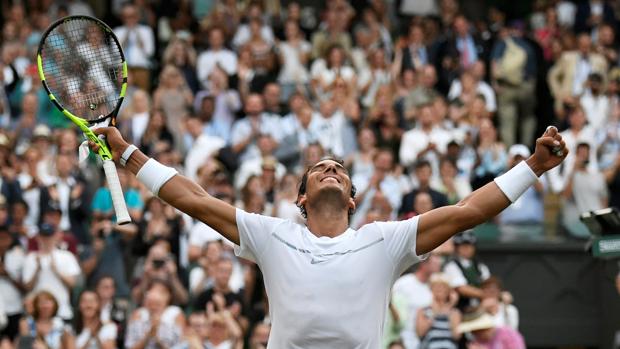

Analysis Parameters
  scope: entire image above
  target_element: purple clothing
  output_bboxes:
[473,326,526,349]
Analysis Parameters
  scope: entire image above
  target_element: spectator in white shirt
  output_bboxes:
[114,3,155,91]
[232,2,275,49]
[230,94,282,163]
[561,142,608,238]
[351,149,403,228]
[197,27,238,89]
[579,72,609,132]
[399,103,454,172]
[547,104,598,193]
[22,223,81,320]
[392,254,442,349]
[184,115,226,182]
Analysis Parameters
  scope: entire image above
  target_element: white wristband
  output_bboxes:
[120,144,138,167]
[493,161,538,203]
[136,158,178,197]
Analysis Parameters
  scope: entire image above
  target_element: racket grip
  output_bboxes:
[102,159,131,224]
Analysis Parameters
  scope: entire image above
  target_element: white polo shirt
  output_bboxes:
[234,209,425,349]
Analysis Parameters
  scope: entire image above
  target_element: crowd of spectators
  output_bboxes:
[0,0,620,348]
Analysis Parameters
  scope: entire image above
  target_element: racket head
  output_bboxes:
[37,15,127,126]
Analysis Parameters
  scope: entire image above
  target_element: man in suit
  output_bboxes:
[401,23,430,72]
[436,15,489,94]
[548,33,607,118]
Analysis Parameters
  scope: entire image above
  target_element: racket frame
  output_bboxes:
[36,15,131,224]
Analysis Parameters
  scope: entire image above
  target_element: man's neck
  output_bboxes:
[306,210,349,238]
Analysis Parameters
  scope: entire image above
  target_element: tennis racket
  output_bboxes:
[37,15,131,224]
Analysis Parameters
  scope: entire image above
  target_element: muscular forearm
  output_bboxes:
[125,148,240,244]
[456,285,484,299]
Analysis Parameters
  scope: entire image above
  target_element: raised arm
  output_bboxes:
[91,127,240,245]
[415,127,568,255]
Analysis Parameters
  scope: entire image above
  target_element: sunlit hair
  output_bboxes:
[296,157,357,221]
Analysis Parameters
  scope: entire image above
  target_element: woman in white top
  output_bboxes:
[310,45,357,101]
[18,291,75,349]
[125,280,185,349]
[74,290,117,349]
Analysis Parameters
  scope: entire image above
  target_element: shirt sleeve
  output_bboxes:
[99,323,118,341]
[233,208,284,263]
[375,217,427,274]
[21,253,37,283]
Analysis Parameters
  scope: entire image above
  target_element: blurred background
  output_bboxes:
[0,0,619,348]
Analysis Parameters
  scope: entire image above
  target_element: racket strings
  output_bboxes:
[40,18,123,121]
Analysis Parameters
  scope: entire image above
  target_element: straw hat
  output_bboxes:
[457,311,496,333]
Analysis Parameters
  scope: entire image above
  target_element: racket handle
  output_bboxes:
[102,159,131,224]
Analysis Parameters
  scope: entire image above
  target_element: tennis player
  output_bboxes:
[91,126,567,348]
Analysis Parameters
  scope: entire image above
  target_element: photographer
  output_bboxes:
[561,142,608,238]
[132,242,188,306]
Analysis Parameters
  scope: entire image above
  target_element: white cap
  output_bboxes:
[508,144,530,159]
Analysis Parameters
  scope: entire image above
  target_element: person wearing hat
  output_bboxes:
[457,310,525,349]
[498,145,545,239]
[0,224,25,341]
[443,230,491,312]
[416,272,460,349]
[22,222,81,321]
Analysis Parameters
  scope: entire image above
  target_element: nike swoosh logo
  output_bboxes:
[310,258,326,264]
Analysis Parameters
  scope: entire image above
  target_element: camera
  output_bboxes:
[152,258,166,269]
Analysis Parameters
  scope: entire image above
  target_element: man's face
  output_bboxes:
[577,35,591,55]
[209,29,224,49]
[374,152,393,173]
[96,277,116,301]
[415,165,432,185]
[413,192,433,214]
[55,154,74,178]
[264,85,280,108]
[299,159,354,212]
[189,313,209,340]
[121,6,139,27]
[456,243,476,259]
[245,95,264,116]
[215,260,233,287]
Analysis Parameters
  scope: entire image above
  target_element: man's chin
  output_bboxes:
[313,186,348,206]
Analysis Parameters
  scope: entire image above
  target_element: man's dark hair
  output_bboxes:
[414,159,432,170]
[296,157,357,220]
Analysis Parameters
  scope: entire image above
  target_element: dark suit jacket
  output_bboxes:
[39,177,91,244]
[0,177,22,206]
[574,2,616,34]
